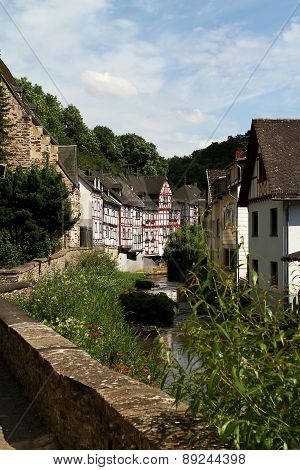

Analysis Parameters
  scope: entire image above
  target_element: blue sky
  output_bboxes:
[1,0,300,157]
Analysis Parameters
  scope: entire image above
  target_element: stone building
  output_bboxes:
[0,59,80,248]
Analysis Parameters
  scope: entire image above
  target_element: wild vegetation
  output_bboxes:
[14,252,163,384]
[165,260,300,450]
[163,223,208,281]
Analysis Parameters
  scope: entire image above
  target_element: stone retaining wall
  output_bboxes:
[0,248,92,286]
[0,298,218,450]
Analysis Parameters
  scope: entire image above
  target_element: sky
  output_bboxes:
[1,0,300,158]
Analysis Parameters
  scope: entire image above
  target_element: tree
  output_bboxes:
[0,165,75,265]
[167,132,250,190]
[119,133,167,175]
[94,125,124,162]
[0,79,12,163]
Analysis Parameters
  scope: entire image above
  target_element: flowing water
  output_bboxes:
[136,275,193,372]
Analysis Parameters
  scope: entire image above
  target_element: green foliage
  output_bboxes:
[16,78,167,176]
[119,290,175,326]
[134,278,155,290]
[14,252,162,383]
[167,133,250,190]
[119,133,167,175]
[0,165,75,266]
[0,232,24,268]
[94,125,124,162]
[0,80,12,163]
[166,261,300,449]
[16,77,67,144]
[163,223,208,281]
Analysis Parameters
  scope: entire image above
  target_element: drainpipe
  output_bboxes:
[284,202,290,298]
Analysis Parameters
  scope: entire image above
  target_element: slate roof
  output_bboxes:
[94,172,144,208]
[239,119,300,204]
[58,145,78,187]
[174,184,203,204]
[206,169,226,201]
[78,169,121,205]
[125,175,166,210]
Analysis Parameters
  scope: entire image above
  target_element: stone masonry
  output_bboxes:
[0,70,80,248]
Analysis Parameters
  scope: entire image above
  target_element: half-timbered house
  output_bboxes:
[173,184,205,225]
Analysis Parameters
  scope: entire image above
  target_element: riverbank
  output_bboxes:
[11,252,163,384]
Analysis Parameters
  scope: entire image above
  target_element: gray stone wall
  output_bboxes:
[0,299,218,450]
[0,248,91,286]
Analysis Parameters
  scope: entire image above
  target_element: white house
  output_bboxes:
[238,119,300,305]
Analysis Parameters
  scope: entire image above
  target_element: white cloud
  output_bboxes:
[82,71,138,98]
[177,108,206,124]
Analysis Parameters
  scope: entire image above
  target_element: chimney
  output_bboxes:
[235,149,246,159]
[194,182,198,187]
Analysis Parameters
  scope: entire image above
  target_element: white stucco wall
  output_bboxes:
[287,201,300,301]
[79,179,92,228]
[237,206,249,280]
[248,200,284,288]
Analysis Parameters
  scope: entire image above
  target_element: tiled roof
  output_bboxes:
[239,119,300,204]
[282,251,300,262]
[254,119,300,197]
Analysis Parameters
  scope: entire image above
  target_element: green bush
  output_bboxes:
[119,290,176,326]
[14,252,162,384]
[0,233,24,268]
[165,261,300,449]
[134,278,155,290]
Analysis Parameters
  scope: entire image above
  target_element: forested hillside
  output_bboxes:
[16,77,249,189]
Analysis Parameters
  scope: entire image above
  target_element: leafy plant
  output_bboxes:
[165,261,300,449]
[119,290,176,326]
[14,252,163,384]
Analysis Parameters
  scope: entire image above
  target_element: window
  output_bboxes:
[162,196,168,204]
[270,208,278,236]
[258,157,267,181]
[136,210,140,219]
[252,211,258,237]
[270,261,278,286]
[226,171,231,188]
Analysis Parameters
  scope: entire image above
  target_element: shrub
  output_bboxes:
[14,252,162,384]
[134,278,155,290]
[0,232,24,268]
[119,290,176,326]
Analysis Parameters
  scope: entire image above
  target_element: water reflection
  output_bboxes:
[136,275,193,373]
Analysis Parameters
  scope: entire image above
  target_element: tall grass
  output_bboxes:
[165,261,300,449]
[15,252,162,384]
